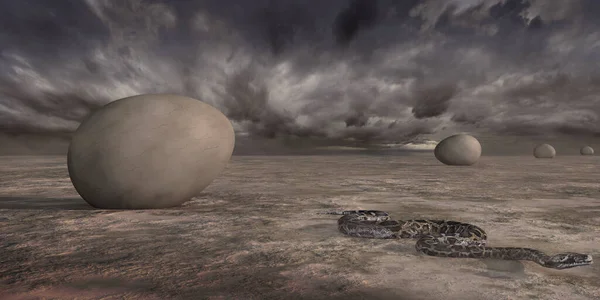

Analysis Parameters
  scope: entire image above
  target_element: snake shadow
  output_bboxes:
[0,196,95,210]
[475,259,526,279]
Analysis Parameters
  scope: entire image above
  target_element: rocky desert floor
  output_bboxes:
[0,154,599,300]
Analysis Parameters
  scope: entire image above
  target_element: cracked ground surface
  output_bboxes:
[0,154,599,300]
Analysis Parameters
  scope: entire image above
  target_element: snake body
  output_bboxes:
[325,210,593,270]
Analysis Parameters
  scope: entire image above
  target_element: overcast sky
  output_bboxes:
[1,0,599,154]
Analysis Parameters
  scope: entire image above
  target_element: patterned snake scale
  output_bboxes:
[323,210,593,270]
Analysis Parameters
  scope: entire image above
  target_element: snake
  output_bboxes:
[322,210,593,270]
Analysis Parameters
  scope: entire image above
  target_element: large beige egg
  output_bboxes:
[533,144,555,159]
[67,94,235,209]
[580,146,594,156]
[434,134,482,166]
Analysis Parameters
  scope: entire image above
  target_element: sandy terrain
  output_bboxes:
[0,154,599,300]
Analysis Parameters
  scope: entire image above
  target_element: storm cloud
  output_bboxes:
[1,0,600,152]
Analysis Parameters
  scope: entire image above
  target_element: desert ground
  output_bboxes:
[0,154,599,300]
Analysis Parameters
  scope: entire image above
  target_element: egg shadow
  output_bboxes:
[0,196,95,210]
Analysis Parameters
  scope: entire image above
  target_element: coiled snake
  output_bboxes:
[322,210,593,269]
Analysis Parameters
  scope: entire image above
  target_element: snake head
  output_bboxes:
[546,253,593,269]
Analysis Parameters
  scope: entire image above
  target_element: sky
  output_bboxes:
[1,0,599,155]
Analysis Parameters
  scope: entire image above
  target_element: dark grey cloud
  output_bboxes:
[333,0,378,46]
[1,0,600,154]
[411,83,457,119]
